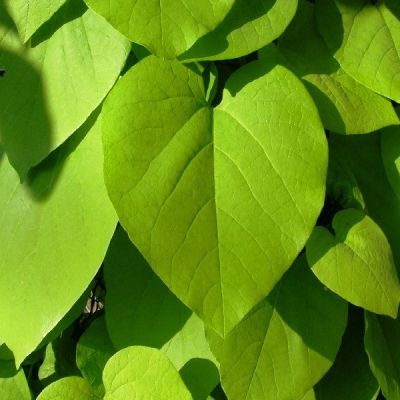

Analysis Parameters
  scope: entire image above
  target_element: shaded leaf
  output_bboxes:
[181,0,297,61]
[260,0,399,134]
[84,0,234,58]
[0,115,117,365]
[220,256,347,400]
[76,317,115,396]
[365,312,400,400]
[0,361,31,400]
[316,0,400,102]
[0,0,130,177]
[5,0,66,42]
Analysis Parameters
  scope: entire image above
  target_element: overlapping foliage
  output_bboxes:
[0,0,399,398]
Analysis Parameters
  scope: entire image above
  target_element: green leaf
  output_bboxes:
[381,112,400,201]
[0,0,130,177]
[306,209,400,317]
[84,0,234,59]
[76,317,115,397]
[5,0,66,42]
[329,133,400,268]
[102,56,327,337]
[316,0,400,102]
[0,361,31,400]
[219,256,348,400]
[260,0,399,134]
[365,312,400,400]
[102,346,192,400]
[104,226,218,399]
[37,377,96,400]
[181,0,297,61]
[0,115,117,365]
[314,308,379,400]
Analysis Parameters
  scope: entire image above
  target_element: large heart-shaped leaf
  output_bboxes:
[102,55,327,337]
[84,0,234,59]
[306,208,400,317]
[181,0,297,61]
[316,0,400,102]
[0,115,117,365]
[4,0,67,42]
[0,0,130,177]
[219,257,347,400]
[263,0,399,134]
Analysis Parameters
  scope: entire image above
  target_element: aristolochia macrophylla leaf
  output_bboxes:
[180,0,297,61]
[84,0,234,59]
[102,347,192,400]
[306,209,400,317]
[0,115,117,366]
[264,0,399,135]
[316,0,400,102]
[0,0,130,178]
[102,55,327,338]
[4,0,67,42]
[219,257,347,400]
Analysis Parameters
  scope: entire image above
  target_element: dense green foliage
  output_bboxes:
[0,0,399,398]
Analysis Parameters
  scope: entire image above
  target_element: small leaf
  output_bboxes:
[0,0,130,177]
[306,209,400,317]
[102,55,327,337]
[0,115,117,365]
[5,0,66,42]
[220,256,347,400]
[365,312,400,400]
[181,0,297,61]
[76,317,115,396]
[84,0,234,59]
[37,377,96,400]
[316,0,400,102]
[0,361,31,400]
[103,346,192,400]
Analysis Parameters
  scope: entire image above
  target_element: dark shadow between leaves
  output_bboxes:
[0,48,52,179]
[180,0,276,60]
[180,358,220,400]
[30,0,87,47]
